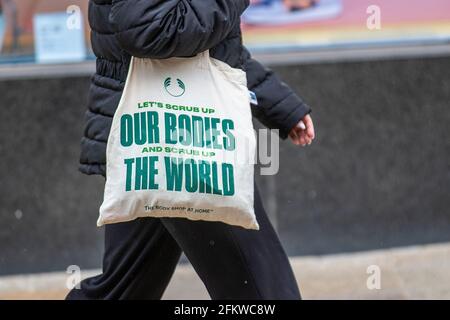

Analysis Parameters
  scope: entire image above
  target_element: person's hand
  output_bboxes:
[289,114,315,146]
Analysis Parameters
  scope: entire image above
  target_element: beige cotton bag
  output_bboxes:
[98,51,258,230]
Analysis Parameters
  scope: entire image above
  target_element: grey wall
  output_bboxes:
[260,57,450,255]
[0,76,104,275]
[0,56,449,275]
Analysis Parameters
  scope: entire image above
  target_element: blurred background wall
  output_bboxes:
[0,56,449,275]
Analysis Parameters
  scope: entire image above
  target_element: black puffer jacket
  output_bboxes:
[81,0,311,176]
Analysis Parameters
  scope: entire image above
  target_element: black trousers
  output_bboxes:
[66,184,301,300]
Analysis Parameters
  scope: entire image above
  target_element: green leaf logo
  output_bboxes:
[164,77,185,97]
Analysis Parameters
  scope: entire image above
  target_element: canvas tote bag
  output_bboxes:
[98,51,258,230]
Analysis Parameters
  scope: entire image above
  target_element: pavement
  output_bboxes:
[0,242,449,300]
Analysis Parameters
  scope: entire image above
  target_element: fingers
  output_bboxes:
[289,127,311,146]
[299,136,308,146]
[299,131,312,145]
[289,115,316,146]
[289,129,303,146]
[303,114,313,127]
[307,124,315,140]
[297,121,306,130]
[303,115,315,140]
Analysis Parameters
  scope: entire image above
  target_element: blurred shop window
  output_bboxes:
[0,0,91,64]
[242,0,450,53]
[0,2,5,53]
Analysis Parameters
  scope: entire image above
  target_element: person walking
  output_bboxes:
[67,0,315,300]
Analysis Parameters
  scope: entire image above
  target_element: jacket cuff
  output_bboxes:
[278,102,312,140]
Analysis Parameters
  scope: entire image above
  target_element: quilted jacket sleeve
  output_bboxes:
[242,46,312,139]
[109,0,249,58]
